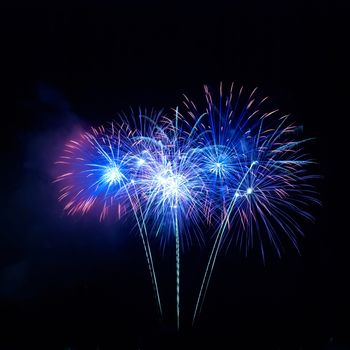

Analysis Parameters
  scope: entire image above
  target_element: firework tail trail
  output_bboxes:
[115,125,163,319]
[124,117,164,320]
[174,204,180,330]
[135,107,182,329]
[113,123,162,319]
[125,185,163,319]
[192,161,258,325]
[174,106,180,330]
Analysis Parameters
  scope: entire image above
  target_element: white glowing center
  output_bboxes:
[209,161,225,176]
[137,158,145,166]
[158,175,181,197]
[155,171,188,208]
[104,166,123,185]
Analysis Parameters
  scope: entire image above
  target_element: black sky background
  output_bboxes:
[1,1,349,349]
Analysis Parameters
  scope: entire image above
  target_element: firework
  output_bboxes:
[186,83,320,324]
[54,117,163,319]
[54,124,132,220]
[54,84,319,330]
[126,109,211,329]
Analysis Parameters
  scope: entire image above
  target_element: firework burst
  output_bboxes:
[186,83,320,323]
[54,124,131,221]
[54,116,165,320]
[124,110,211,329]
[54,84,319,329]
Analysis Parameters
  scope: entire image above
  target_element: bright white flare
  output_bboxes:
[104,165,123,185]
[155,171,187,208]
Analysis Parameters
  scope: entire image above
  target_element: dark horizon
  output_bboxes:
[2,1,349,349]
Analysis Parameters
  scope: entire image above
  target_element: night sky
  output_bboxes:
[2,1,349,349]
